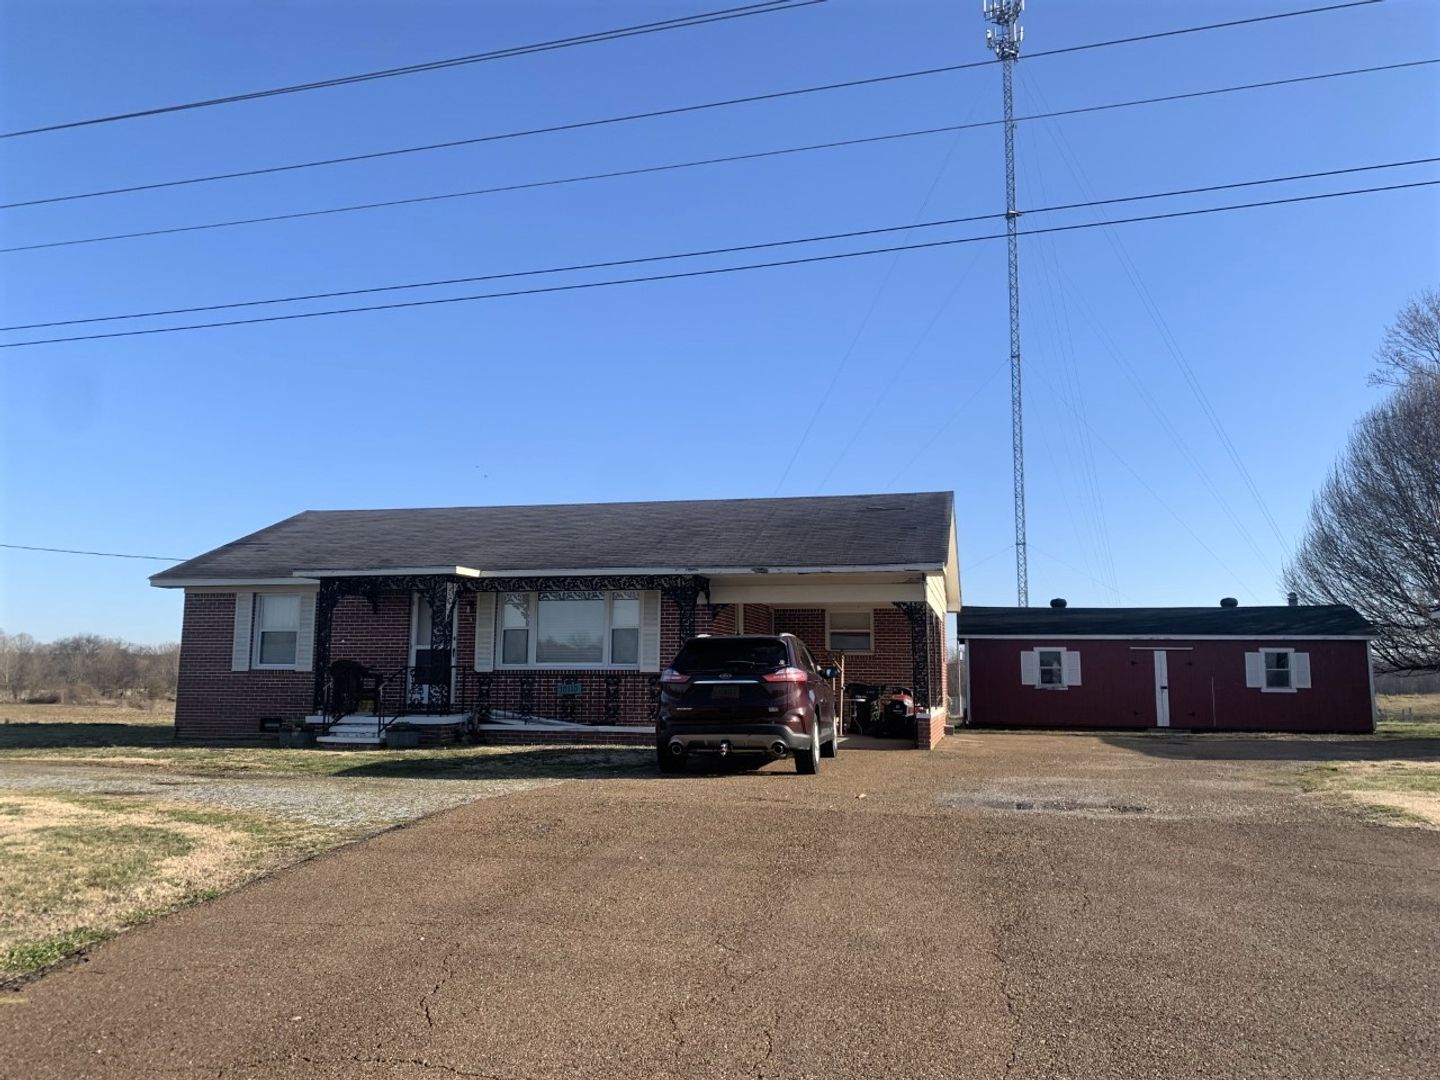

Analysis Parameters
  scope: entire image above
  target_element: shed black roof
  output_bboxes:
[957,604,1375,638]
[151,492,955,583]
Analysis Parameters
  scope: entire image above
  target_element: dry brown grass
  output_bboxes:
[0,789,343,979]
[1377,692,1440,735]
[0,701,176,726]
[1300,758,1440,829]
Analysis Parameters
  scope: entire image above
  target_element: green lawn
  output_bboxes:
[1376,693,1440,739]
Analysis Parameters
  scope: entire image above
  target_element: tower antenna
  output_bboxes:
[984,0,1028,606]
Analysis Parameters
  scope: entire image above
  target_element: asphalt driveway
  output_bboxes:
[3,732,1437,1079]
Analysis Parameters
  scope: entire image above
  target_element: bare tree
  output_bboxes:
[0,630,180,702]
[1370,287,1440,388]
[1284,377,1440,671]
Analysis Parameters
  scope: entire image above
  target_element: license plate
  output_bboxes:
[709,685,740,700]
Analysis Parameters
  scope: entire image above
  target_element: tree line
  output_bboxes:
[1284,288,1440,673]
[0,631,180,703]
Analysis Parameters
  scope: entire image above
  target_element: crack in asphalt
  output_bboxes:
[420,943,463,1029]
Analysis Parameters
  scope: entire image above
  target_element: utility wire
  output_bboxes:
[0,1,825,139]
[6,49,1429,213]
[8,156,1433,333]
[3,178,1435,350]
[0,542,186,561]
[0,0,1379,141]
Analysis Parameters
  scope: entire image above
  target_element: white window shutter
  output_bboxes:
[231,591,254,672]
[294,593,316,672]
[1292,651,1312,689]
[1244,651,1264,689]
[640,590,662,672]
[1020,650,1039,687]
[1062,650,1082,687]
[473,593,496,673]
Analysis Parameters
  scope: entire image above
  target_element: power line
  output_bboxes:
[1,0,1379,142]
[9,155,1433,333]
[6,48,1427,214]
[0,1,826,139]
[8,57,1434,250]
[3,177,1435,349]
[0,542,186,562]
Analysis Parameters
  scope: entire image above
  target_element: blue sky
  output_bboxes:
[1,0,1437,644]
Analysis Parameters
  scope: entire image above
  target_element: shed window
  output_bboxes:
[1264,649,1291,690]
[1038,649,1064,687]
[253,593,300,668]
[827,610,873,653]
[1021,647,1080,689]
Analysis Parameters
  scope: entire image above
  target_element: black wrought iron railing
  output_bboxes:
[317,663,663,734]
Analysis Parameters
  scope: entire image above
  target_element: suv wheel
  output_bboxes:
[821,716,839,758]
[657,739,684,774]
[796,728,820,775]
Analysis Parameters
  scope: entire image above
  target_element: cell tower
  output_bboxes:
[984,0,1028,607]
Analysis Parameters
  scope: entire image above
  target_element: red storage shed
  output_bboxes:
[958,601,1377,733]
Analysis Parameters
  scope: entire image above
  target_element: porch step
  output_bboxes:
[316,733,384,747]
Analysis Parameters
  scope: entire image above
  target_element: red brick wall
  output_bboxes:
[173,589,951,740]
[965,636,1374,733]
[174,593,311,739]
[331,593,411,673]
[773,606,946,708]
[739,604,775,634]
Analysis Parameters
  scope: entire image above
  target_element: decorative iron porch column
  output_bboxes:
[661,578,707,643]
[894,601,932,710]
[311,578,343,713]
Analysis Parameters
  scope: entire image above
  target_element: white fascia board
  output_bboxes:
[959,633,1376,641]
[290,566,481,578]
[150,576,322,593]
[471,563,944,577]
[151,577,320,589]
[712,582,928,605]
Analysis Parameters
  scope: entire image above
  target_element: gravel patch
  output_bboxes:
[0,764,554,828]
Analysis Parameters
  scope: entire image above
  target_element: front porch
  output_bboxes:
[298,566,949,749]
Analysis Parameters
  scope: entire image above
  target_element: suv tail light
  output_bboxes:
[761,667,809,684]
[660,668,689,685]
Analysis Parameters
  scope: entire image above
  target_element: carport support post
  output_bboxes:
[894,601,932,712]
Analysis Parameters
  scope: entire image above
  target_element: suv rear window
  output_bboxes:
[671,637,790,673]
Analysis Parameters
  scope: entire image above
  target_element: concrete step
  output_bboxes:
[316,733,384,747]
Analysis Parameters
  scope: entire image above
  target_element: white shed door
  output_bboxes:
[1153,650,1171,728]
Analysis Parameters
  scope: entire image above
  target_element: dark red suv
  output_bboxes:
[657,633,839,774]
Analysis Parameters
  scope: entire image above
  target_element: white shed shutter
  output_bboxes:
[640,590,662,672]
[473,593,496,673]
[294,593,316,672]
[1019,650,1039,687]
[1244,651,1264,689]
[231,591,254,672]
[1062,650,1082,687]
[1292,651,1312,689]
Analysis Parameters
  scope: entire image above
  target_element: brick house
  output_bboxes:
[959,601,1377,733]
[152,492,959,748]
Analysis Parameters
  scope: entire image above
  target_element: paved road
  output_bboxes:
[3,733,1437,1079]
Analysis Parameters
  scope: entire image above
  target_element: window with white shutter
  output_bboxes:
[1247,648,1308,693]
[473,593,496,673]
[1023,647,1077,689]
[231,591,254,672]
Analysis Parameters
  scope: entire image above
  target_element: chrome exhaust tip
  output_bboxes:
[668,739,686,757]
[770,741,789,758]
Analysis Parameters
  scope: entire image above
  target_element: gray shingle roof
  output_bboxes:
[151,492,955,583]
[957,604,1375,638]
